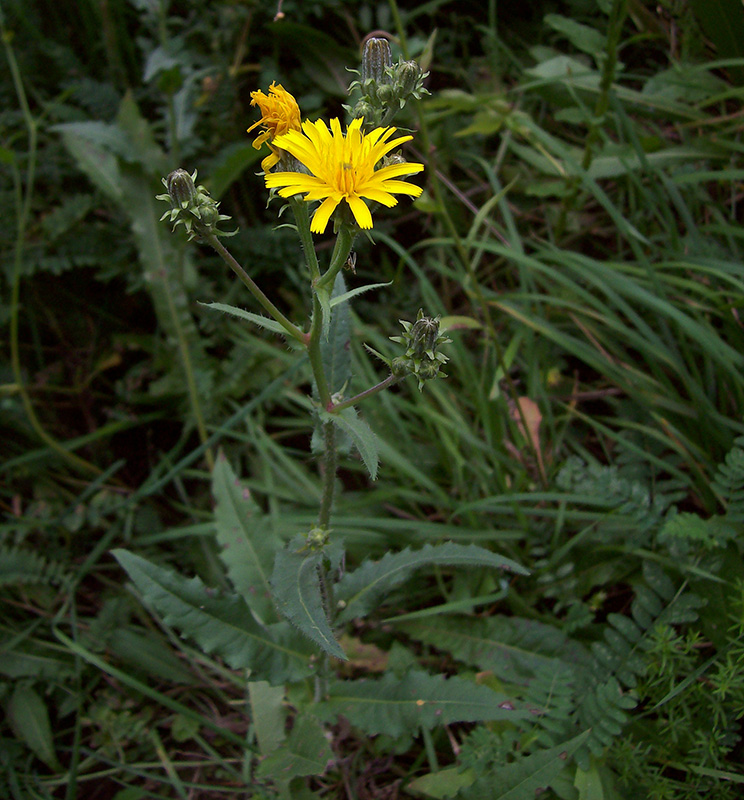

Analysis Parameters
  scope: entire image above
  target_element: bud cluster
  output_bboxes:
[390,309,451,391]
[156,169,236,242]
[347,37,429,128]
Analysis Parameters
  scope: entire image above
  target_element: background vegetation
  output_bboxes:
[3,0,744,797]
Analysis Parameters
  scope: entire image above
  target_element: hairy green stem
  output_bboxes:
[205,233,307,343]
[307,293,332,406]
[328,373,401,413]
[314,225,354,292]
[317,421,338,529]
[290,198,321,282]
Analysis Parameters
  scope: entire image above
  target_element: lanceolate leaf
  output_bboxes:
[212,453,278,622]
[321,272,351,394]
[270,538,347,661]
[7,685,60,771]
[321,406,379,480]
[314,671,528,737]
[329,280,392,308]
[200,302,289,337]
[461,731,591,800]
[113,549,313,684]
[336,543,529,623]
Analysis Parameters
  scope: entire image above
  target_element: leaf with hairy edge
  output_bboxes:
[397,615,590,684]
[200,302,289,337]
[461,731,591,800]
[113,549,313,684]
[321,272,351,393]
[329,280,392,308]
[314,671,528,737]
[270,538,347,661]
[212,453,278,623]
[320,406,379,480]
[336,543,529,624]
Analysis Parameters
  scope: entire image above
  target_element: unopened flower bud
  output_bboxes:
[382,152,407,168]
[362,37,393,85]
[157,168,237,242]
[166,169,198,210]
[376,83,395,105]
[389,309,452,391]
[409,313,440,359]
[391,356,414,377]
[305,526,329,551]
[396,60,424,97]
[353,100,375,121]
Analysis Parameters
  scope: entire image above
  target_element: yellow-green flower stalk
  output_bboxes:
[264,117,424,234]
[247,82,302,172]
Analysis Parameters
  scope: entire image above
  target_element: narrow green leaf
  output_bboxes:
[270,538,347,660]
[113,549,313,684]
[462,731,591,800]
[7,684,60,770]
[329,280,392,307]
[201,302,289,336]
[336,543,529,623]
[315,671,529,737]
[256,715,333,781]
[212,453,278,622]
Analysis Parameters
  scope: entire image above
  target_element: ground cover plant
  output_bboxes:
[3,0,744,798]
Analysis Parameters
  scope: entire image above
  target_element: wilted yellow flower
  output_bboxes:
[264,117,424,234]
[247,82,302,172]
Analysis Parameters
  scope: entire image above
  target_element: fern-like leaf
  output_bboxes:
[113,549,314,684]
[711,434,744,522]
[336,543,529,624]
[397,615,589,684]
[461,731,591,800]
[0,546,67,588]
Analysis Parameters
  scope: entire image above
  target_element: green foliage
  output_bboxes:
[315,670,530,738]
[113,549,314,684]
[270,536,347,661]
[336,542,529,624]
[5,0,744,796]
[461,731,592,800]
[711,435,744,523]
[0,545,68,588]
[212,452,278,623]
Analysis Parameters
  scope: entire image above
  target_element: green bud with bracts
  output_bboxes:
[157,169,237,242]
[390,309,451,391]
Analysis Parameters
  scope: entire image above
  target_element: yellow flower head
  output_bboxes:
[247,82,302,172]
[264,117,424,234]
